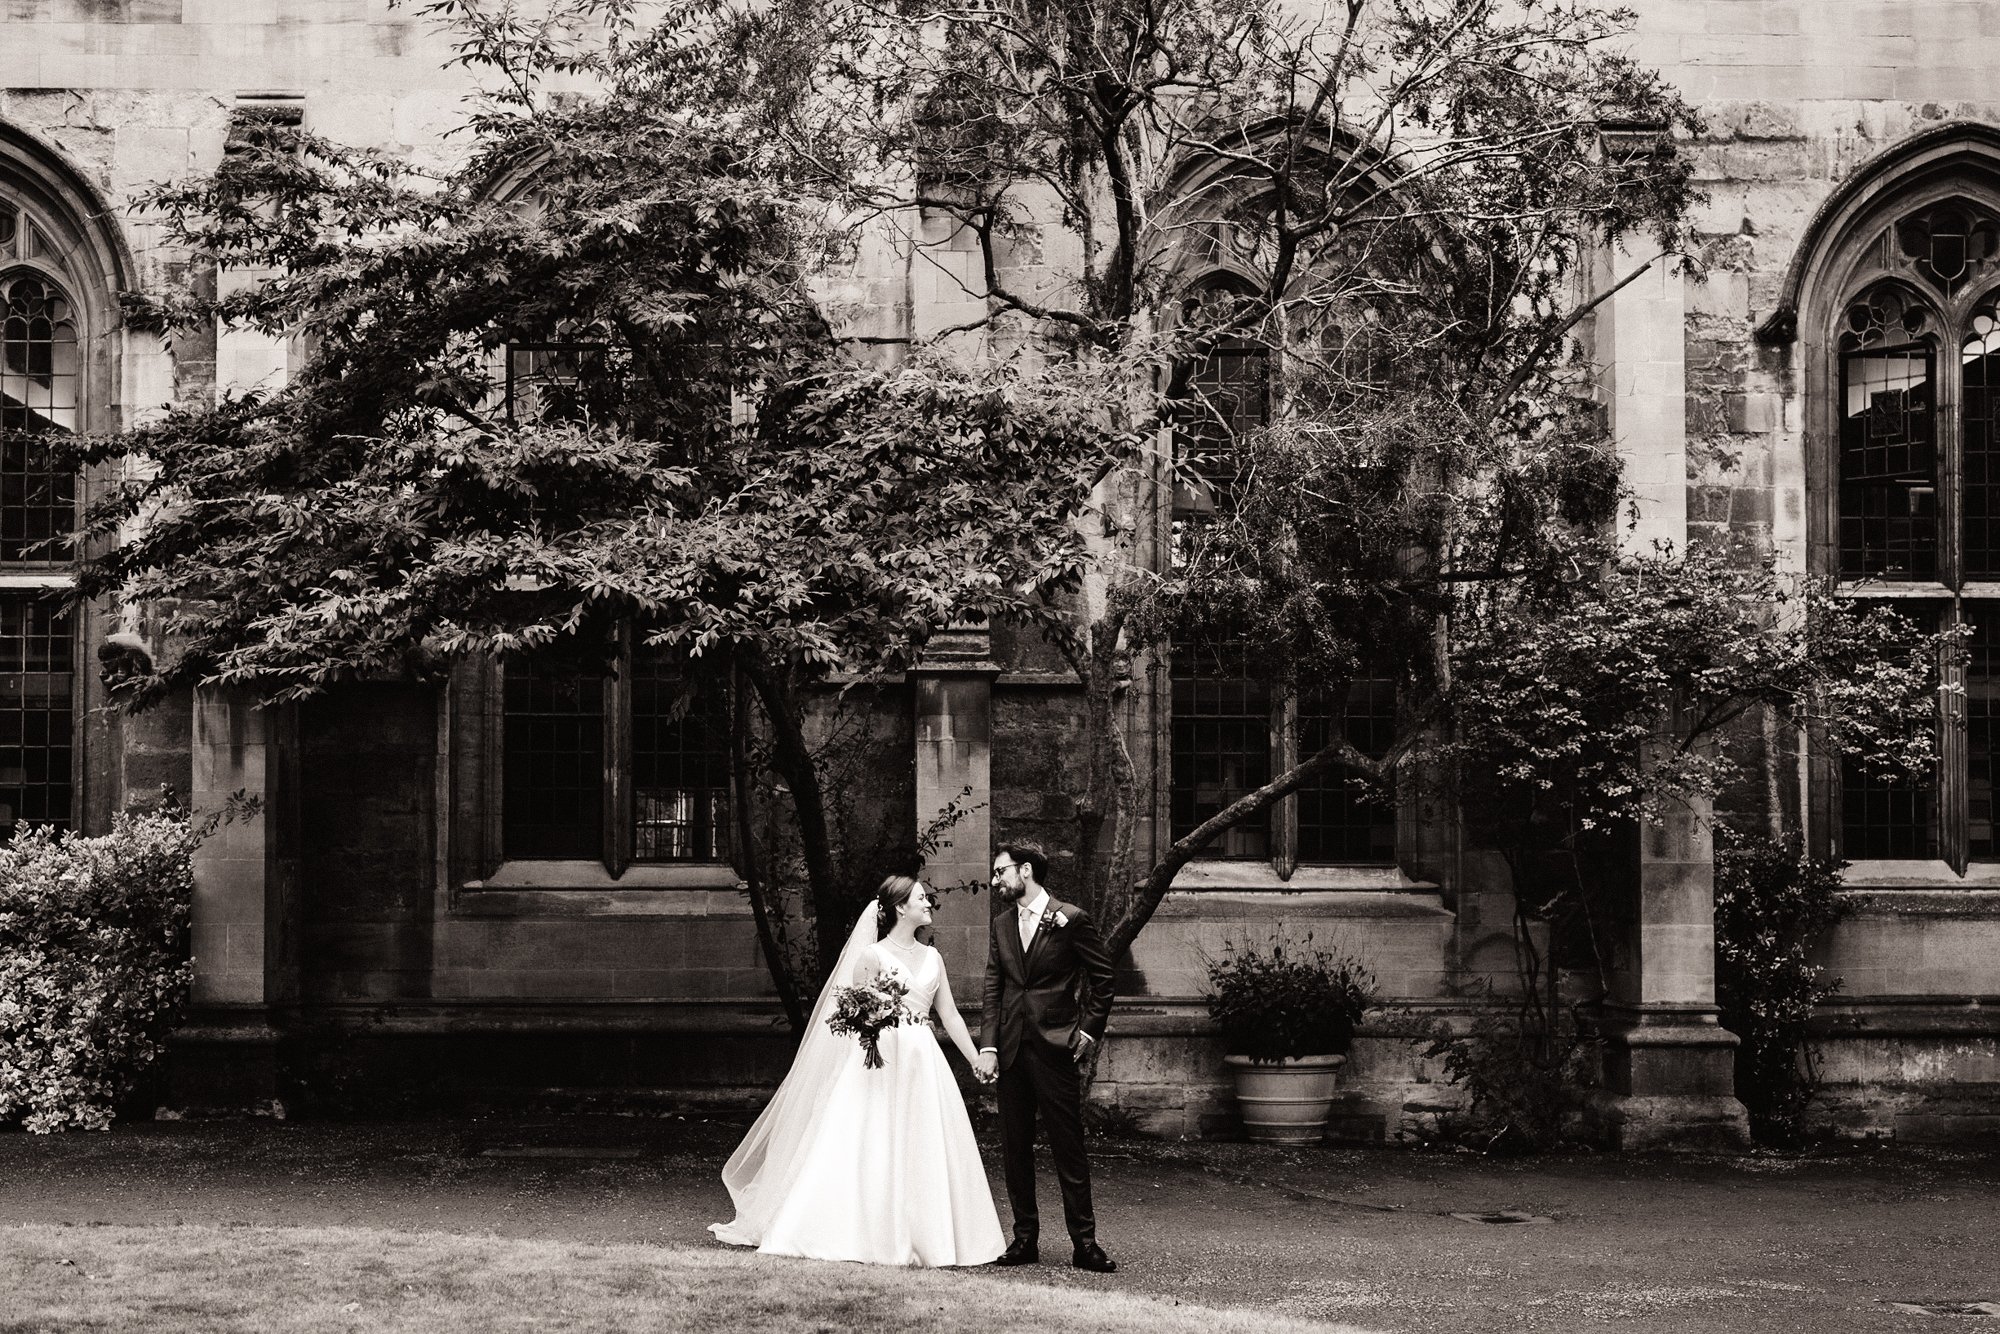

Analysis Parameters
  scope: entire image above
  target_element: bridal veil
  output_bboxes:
[709,904,879,1247]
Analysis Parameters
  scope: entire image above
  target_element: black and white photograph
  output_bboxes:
[2,0,1998,1329]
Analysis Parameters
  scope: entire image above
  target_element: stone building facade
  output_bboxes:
[0,0,1995,1145]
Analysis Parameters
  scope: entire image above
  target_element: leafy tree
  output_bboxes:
[66,0,1943,1045]
[68,0,1130,1028]
[758,0,1939,958]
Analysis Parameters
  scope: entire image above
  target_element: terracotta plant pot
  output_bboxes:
[1223,1053,1346,1144]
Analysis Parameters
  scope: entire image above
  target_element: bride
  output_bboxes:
[709,874,1006,1266]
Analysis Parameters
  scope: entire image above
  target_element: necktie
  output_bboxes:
[1019,902,1037,952]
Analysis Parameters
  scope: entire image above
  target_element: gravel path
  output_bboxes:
[3,1118,1998,1333]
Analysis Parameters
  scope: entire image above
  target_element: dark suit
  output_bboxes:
[980,892,1116,1249]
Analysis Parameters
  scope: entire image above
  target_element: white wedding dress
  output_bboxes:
[710,911,1005,1267]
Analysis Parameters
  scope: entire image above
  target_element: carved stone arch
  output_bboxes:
[0,121,135,314]
[1153,117,1405,297]
[1784,130,2000,587]
[472,146,553,210]
[0,120,136,439]
[1761,121,2000,347]
[1784,125,2000,870]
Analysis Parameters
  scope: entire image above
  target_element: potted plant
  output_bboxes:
[1202,933,1376,1144]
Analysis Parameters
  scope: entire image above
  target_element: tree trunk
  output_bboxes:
[742,657,850,978]
[731,665,809,1034]
[1075,609,1138,928]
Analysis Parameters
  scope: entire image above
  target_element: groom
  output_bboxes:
[975,841,1118,1273]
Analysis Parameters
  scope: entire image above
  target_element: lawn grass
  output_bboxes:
[0,1224,1376,1334]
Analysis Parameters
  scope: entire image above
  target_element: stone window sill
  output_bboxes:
[1834,862,2000,917]
[1158,862,1449,920]
[1168,861,1434,893]
[1841,859,2000,889]
[456,860,748,918]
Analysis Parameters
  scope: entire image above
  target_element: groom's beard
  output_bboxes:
[994,881,1025,903]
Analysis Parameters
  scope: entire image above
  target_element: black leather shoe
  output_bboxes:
[1072,1242,1117,1273]
[994,1239,1039,1266]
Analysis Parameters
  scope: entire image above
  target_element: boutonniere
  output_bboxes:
[1047,908,1069,930]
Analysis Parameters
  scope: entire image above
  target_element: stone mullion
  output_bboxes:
[1941,601,1970,874]
[1271,687,1298,880]
[1940,326,1963,594]
[602,623,633,879]
[1937,309,1970,872]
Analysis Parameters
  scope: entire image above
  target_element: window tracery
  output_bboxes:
[1894,201,2000,295]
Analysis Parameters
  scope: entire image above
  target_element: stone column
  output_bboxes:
[1599,238,1688,555]
[1589,231,1749,1149]
[912,624,997,982]
[173,687,299,1109]
[1595,763,1750,1150]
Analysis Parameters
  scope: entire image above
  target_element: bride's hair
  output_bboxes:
[875,874,920,937]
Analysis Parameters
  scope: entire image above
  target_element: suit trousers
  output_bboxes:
[997,1035,1094,1247]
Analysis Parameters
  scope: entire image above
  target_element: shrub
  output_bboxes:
[0,811,200,1132]
[1714,828,1848,1148]
[1202,933,1375,1062]
[1415,997,1599,1154]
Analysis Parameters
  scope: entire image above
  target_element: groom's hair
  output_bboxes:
[996,841,1048,885]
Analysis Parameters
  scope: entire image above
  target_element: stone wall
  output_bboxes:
[1627,0,2000,1138]
[298,684,435,1002]
[7,0,2000,1139]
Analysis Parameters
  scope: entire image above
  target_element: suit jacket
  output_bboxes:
[980,893,1116,1067]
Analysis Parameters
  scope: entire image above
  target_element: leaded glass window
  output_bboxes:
[1840,601,1941,861]
[494,331,732,874]
[1167,281,1398,871]
[1170,636,1272,860]
[1966,609,2000,861]
[506,341,618,424]
[501,638,732,869]
[1826,213,2000,868]
[0,596,72,840]
[0,191,85,839]
[632,641,730,862]
[1838,288,1935,580]
[1297,676,1397,865]
[502,649,607,861]
[1,273,78,566]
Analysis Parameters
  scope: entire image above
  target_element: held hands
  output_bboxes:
[973,1050,999,1085]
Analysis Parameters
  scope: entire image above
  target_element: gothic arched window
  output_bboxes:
[0,196,82,838]
[1828,198,2000,868]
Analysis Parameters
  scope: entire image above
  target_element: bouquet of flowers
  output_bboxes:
[825,975,912,1069]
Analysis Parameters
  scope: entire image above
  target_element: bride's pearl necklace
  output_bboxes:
[882,936,925,954]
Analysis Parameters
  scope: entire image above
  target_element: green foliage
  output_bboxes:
[78,123,1123,704]
[64,0,1134,1014]
[1201,933,1375,1062]
[1450,541,1948,852]
[1416,1002,1599,1155]
[0,812,200,1132]
[1714,829,1850,1148]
